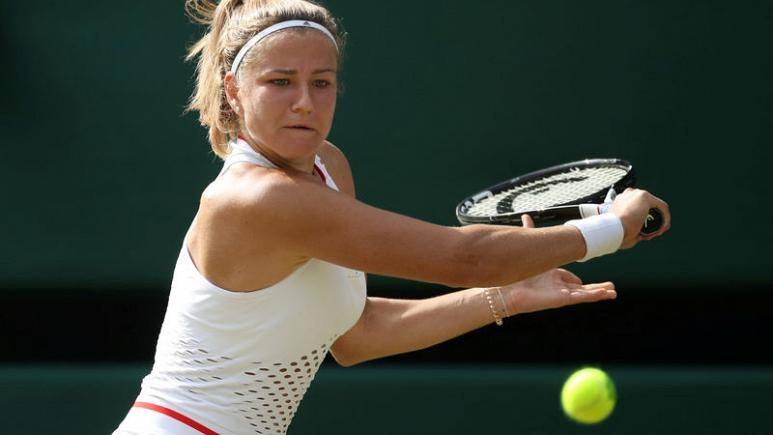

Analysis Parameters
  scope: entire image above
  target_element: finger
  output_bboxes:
[652,198,671,235]
[557,269,583,285]
[566,281,615,291]
[521,214,535,228]
[567,287,617,302]
[639,199,671,240]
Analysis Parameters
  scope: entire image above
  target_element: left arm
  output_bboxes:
[331,289,493,367]
[330,269,616,366]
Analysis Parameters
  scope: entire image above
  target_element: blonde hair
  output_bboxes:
[184,0,346,158]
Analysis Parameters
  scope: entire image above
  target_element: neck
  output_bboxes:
[236,136,317,174]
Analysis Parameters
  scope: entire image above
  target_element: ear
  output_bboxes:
[224,71,242,115]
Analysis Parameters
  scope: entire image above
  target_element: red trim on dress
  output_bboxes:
[313,163,327,183]
[133,401,219,435]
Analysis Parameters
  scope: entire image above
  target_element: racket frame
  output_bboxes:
[456,158,636,226]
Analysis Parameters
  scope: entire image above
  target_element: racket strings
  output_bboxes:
[464,167,628,217]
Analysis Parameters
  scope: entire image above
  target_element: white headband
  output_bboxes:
[230,20,338,74]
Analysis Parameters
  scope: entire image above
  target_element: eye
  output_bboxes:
[312,79,331,89]
[270,78,290,86]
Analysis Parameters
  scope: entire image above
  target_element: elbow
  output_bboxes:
[328,300,379,367]
[332,355,361,368]
[330,328,369,367]
[329,347,366,367]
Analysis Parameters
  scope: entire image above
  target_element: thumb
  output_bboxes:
[521,214,535,228]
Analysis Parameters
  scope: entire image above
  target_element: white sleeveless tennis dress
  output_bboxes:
[113,139,367,435]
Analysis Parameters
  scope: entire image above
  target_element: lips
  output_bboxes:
[286,125,314,131]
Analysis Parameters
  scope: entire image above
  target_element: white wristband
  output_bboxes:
[565,214,624,262]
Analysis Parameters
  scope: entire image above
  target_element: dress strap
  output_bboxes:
[219,138,279,176]
[314,155,339,191]
[221,138,339,191]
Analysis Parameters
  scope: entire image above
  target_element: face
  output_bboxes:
[226,30,338,171]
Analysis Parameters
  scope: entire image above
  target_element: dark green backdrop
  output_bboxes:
[2,2,772,435]
[3,365,773,435]
[2,0,771,290]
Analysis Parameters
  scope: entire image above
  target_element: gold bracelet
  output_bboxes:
[496,287,510,317]
[483,288,504,326]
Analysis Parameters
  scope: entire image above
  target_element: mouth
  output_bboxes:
[285,125,315,132]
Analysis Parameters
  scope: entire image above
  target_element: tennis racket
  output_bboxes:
[455,158,663,235]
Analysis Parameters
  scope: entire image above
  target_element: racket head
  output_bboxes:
[456,158,636,226]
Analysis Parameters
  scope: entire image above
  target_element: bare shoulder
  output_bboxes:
[318,140,355,197]
[197,166,286,253]
[201,164,314,222]
[192,165,327,290]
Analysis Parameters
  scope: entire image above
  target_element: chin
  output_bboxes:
[280,138,324,159]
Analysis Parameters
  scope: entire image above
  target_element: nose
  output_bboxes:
[291,84,313,114]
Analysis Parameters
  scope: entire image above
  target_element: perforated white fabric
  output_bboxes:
[115,141,366,435]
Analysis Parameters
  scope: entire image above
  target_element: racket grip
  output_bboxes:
[641,208,663,235]
[593,205,663,236]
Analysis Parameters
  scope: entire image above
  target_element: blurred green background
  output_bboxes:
[3,365,773,434]
[1,0,771,434]
[2,0,771,288]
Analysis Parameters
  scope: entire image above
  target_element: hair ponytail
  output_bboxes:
[184,0,345,159]
[184,0,218,25]
[185,0,245,157]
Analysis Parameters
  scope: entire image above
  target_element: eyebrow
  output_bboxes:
[270,68,337,75]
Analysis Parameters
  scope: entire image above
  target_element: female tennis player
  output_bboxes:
[113,0,670,433]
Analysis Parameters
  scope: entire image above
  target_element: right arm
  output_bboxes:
[244,171,668,288]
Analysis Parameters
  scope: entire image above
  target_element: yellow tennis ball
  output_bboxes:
[560,367,617,424]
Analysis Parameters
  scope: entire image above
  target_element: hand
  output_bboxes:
[499,267,616,316]
[608,188,671,249]
[501,214,616,315]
